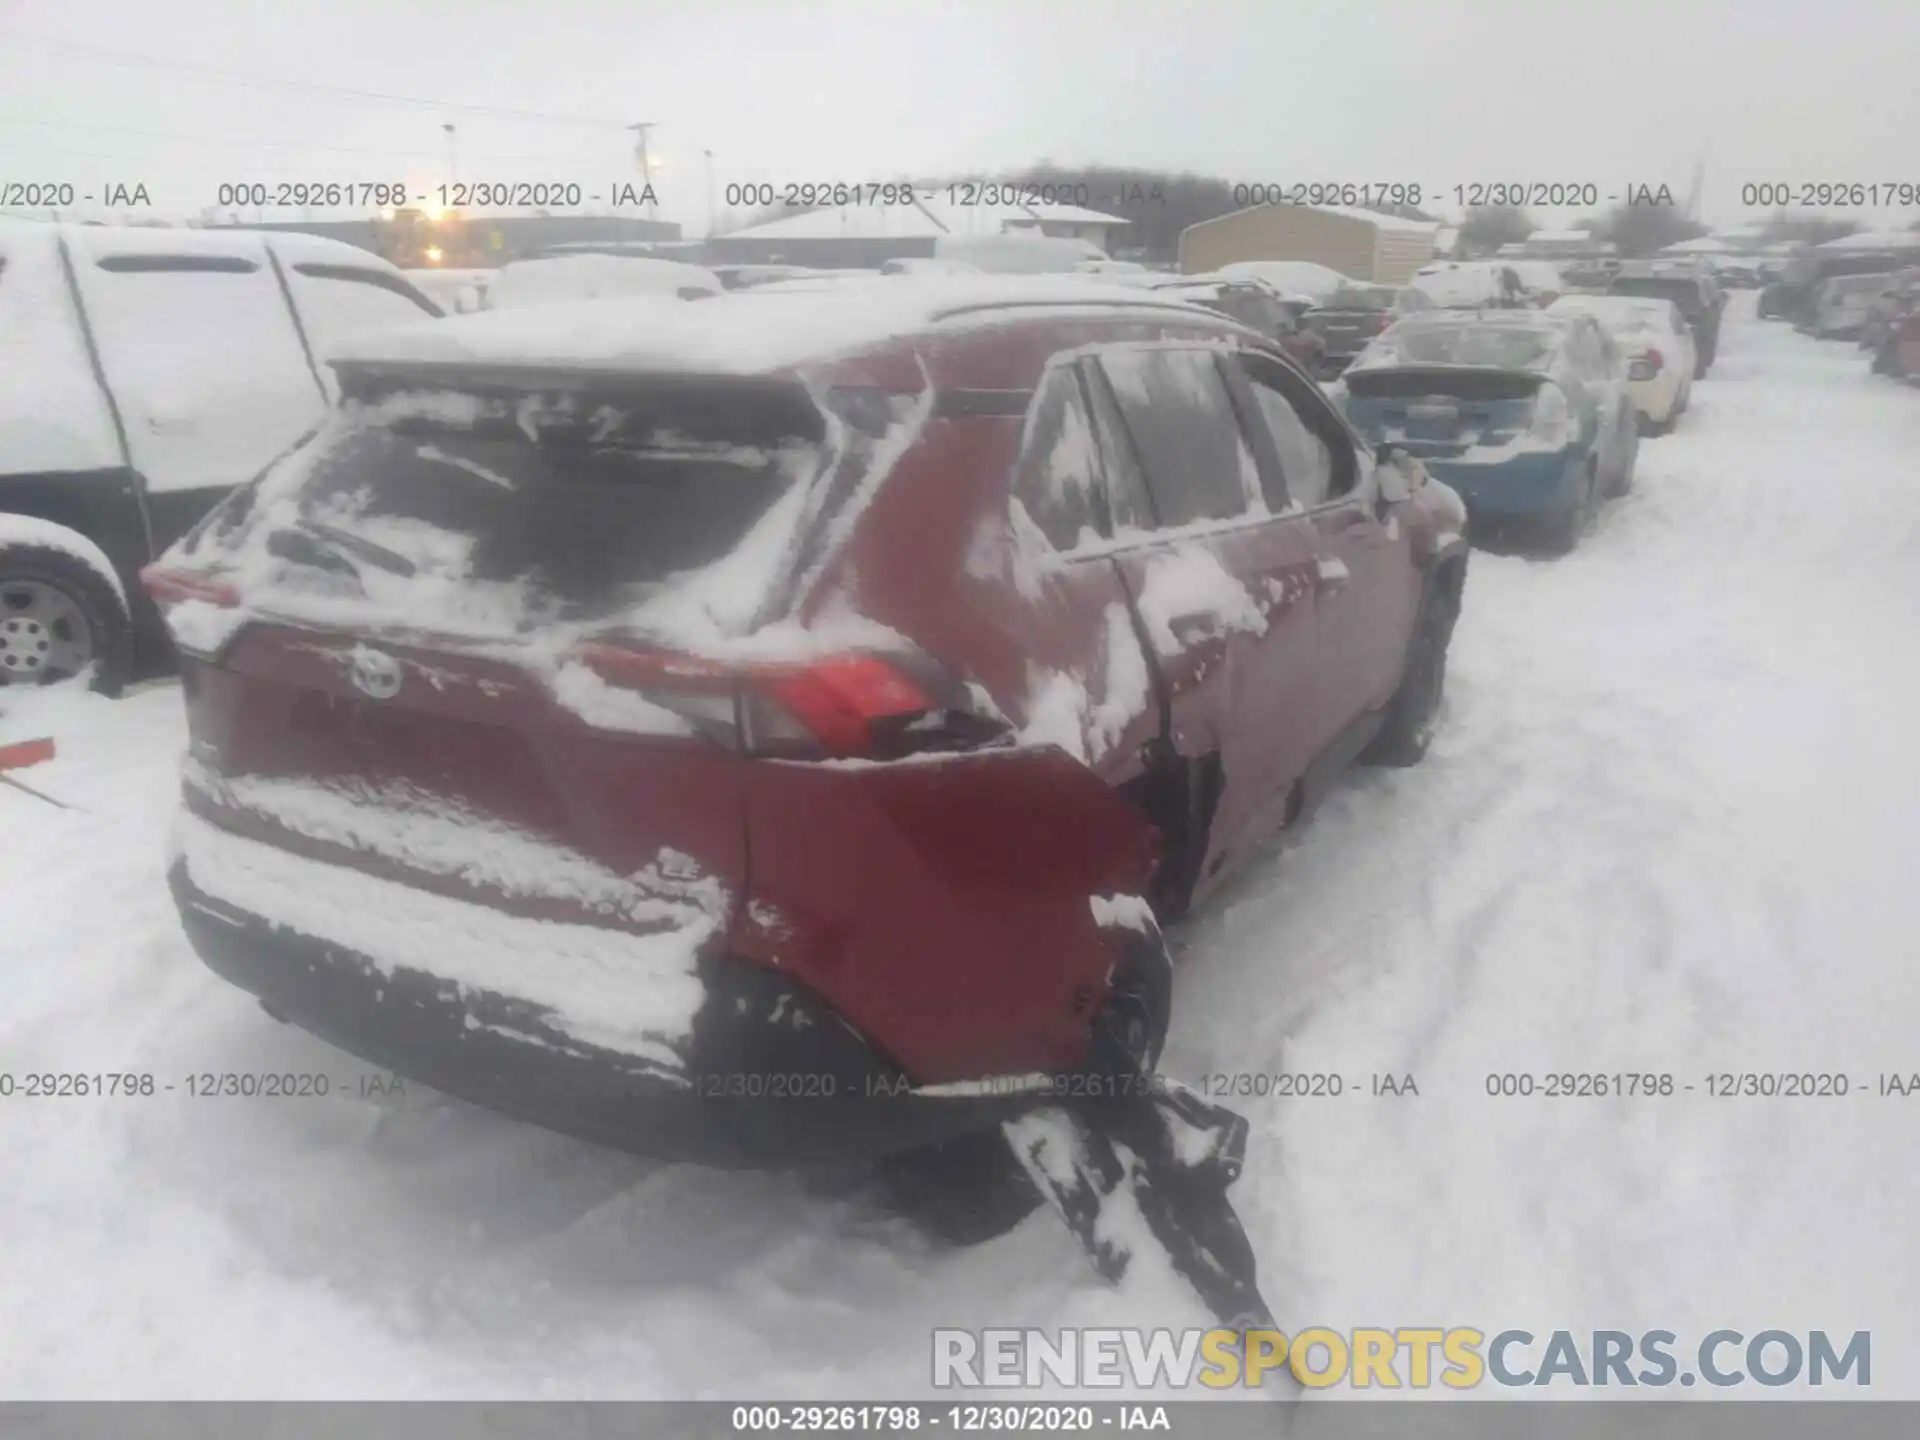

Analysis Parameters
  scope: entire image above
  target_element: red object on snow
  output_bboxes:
[0,737,56,771]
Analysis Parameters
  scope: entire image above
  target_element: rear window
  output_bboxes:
[1363,321,1559,371]
[192,377,830,634]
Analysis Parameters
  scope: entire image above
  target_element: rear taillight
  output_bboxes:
[140,564,240,610]
[1628,349,1661,381]
[1369,312,1394,332]
[140,564,245,660]
[569,641,1009,759]
[1528,383,1571,446]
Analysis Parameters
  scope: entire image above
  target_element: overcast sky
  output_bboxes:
[2,0,1916,234]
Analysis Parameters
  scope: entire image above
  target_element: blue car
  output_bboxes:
[1335,310,1640,551]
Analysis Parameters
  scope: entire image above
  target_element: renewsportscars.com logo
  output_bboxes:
[932,1328,1872,1390]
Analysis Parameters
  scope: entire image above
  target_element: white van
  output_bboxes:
[0,222,443,691]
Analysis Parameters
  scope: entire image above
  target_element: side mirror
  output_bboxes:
[1374,444,1427,510]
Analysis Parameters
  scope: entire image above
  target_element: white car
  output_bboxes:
[1810,272,1901,340]
[1548,293,1696,433]
[486,253,725,309]
[0,221,444,691]
[1211,259,1354,301]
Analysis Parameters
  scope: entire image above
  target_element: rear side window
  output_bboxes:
[1096,347,1255,528]
[288,264,439,358]
[1012,365,1103,551]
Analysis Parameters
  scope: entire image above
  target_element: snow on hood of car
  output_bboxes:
[172,793,719,1068]
[327,276,1206,377]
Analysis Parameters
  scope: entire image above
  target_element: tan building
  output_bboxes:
[1179,203,1438,284]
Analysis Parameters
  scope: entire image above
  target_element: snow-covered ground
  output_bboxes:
[5,297,1920,1398]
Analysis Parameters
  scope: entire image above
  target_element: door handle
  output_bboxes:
[1168,612,1219,645]
[1314,556,1351,591]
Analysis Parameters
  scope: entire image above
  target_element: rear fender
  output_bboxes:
[730,744,1160,1085]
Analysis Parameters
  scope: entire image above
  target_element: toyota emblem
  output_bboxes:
[347,645,404,700]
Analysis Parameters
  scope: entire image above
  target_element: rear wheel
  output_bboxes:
[0,544,130,696]
[1543,462,1598,555]
[1361,571,1461,768]
[875,920,1174,1248]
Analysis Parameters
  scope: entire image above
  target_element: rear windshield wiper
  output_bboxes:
[266,518,418,578]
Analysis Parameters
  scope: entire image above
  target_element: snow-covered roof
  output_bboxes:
[724,193,1129,242]
[329,274,1212,376]
[1525,228,1596,244]
[1189,202,1439,237]
[1662,236,1732,253]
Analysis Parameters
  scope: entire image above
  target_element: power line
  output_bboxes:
[0,112,609,163]
[0,30,623,126]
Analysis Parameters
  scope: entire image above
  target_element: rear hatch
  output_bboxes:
[1340,366,1547,459]
[153,368,854,1061]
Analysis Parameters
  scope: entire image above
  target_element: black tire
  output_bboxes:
[1542,462,1598,556]
[1607,412,1639,495]
[0,543,130,696]
[1361,568,1461,768]
[875,920,1174,1248]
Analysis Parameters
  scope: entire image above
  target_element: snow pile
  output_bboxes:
[174,809,711,1069]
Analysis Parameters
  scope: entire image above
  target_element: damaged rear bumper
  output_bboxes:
[170,859,1033,1170]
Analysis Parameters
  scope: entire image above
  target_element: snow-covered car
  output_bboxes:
[1857,269,1920,351]
[0,221,443,692]
[1338,309,1639,552]
[145,274,1467,1173]
[403,267,496,314]
[1608,268,1721,373]
[1806,271,1901,341]
[486,253,725,308]
[1301,283,1435,378]
[932,233,1109,273]
[1547,294,1696,433]
[1409,262,1528,310]
[1145,275,1327,369]
[876,257,983,277]
[1211,259,1353,302]
[1876,308,1920,382]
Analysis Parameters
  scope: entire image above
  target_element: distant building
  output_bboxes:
[1177,204,1438,284]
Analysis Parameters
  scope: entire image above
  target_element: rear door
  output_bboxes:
[1231,351,1421,741]
[1083,343,1324,877]
[64,231,327,543]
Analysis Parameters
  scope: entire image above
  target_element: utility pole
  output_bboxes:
[628,122,656,220]
[703,148,715,235]
[443,123,458,186]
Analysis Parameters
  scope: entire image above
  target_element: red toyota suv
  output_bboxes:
[146,277,1468,1169]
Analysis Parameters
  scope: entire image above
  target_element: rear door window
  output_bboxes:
[1228,353,1349,511]
[1095,347,1258,527]
[1011,364,1104,550]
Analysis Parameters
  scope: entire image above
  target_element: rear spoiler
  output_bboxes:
[1342,365,1548,402]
